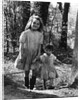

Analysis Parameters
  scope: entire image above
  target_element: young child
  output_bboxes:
[36,44,60,89]
[14,15,44,90]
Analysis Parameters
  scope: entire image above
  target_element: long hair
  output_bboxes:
[25,14,44,32]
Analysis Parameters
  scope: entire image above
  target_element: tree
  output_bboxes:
[5,12,9,53]
[57,2,62,13]
[31,2,50,26]
[4,1,30,53]
[21,1,30,30]
[47,3,62,46]
[4,0,11,54]
[68,13,78,87]
[11,1,30,53]
[59,3,70,50]
[4,1,20,53]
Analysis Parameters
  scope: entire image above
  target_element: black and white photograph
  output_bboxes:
[2,0,78,99]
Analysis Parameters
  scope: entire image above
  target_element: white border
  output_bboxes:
[1,0,80,100]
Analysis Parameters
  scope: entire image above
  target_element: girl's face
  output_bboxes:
[45,49,51,56]
[31,18,40,30]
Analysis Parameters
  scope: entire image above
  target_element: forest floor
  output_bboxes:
[3,51,78,100]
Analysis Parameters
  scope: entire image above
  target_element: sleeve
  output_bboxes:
[19,31,27,59]
[40,53,46,62]
[52,54,57,61]
[40,34,43,44]
[40,55,43,60]
[19,31,26,43]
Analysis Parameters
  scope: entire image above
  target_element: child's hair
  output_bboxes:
[44,43,54,52]
[25,14,44,32]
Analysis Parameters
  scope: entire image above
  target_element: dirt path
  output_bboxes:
[4,80,78,99]
[3,60,78,99]
[4,76,78,100]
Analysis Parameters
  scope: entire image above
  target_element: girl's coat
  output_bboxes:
[14,29,43,71]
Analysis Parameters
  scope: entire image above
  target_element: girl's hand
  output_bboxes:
[32,58,37,63]
[32,56,40,63]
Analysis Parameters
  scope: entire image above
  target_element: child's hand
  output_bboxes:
[56,59,63,65]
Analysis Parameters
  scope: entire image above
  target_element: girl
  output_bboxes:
[35,44,59,89]
[15,15,44,89]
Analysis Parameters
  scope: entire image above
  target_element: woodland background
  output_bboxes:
[3,0,78,99]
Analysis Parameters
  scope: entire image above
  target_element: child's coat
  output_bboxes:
[31,53,58,80]
[40,53,58,80]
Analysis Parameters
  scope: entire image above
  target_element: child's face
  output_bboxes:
[46,49,51,56]
[31,18,40,30]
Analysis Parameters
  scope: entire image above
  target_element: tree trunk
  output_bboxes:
[6,35,9,53]
[57,2,62,13]
[22,1,30,30]
[60,3,70,50]
[69,13,78,86]
[31,2,50,26]
[13,9,16,54]
[6,16,9,54]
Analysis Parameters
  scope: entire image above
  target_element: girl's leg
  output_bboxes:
[30,70,36,90]
[30,76,36,89]
[24,71,29,88]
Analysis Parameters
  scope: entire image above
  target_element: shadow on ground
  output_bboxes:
[4,75,59,99]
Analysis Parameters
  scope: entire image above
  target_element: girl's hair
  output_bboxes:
[25,14,44,32]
